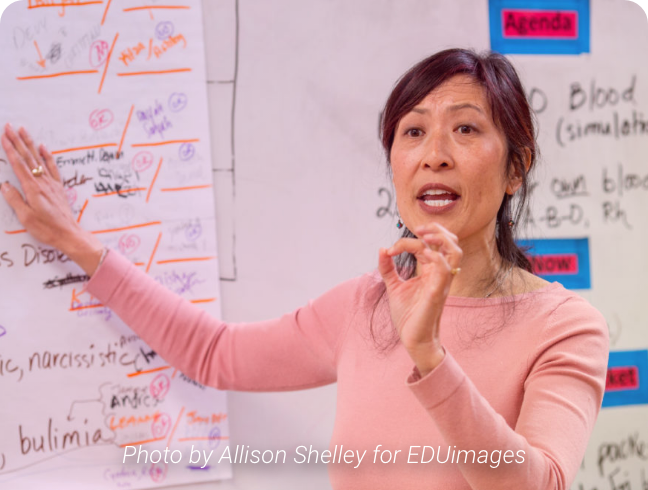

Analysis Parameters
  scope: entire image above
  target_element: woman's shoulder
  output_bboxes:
[513,269,605,319]
[502,270,609,364]
[517,273,609,347]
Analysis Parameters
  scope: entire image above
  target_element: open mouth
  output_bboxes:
[417,189,460,207]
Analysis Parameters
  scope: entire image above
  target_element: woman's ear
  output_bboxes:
[505,147,532,195]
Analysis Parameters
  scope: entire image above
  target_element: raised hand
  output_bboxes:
[378,222,463,376]
[0,124,104,275]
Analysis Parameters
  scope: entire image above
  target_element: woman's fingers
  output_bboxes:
[380,223,463,299]
[378,247,402,292]
[422,233,462,261]
[0,182,29,222]
[4,125,38,175]
[18,127,51,178]
[387,236,450,268]
[379,239,431,294]
[1,132,34,189]
[3,126,59,184]
[422,245,452,271]
[39,144,61,182]
[386,237,427,257]
[415,223,462,268]
[382,225,462,281]
[414,222,458,242]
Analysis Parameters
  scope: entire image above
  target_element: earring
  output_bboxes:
[508,220,515,227]
[396,219,403,229]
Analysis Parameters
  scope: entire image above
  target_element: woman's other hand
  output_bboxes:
[378,222,463,376]
[0,124,105,276]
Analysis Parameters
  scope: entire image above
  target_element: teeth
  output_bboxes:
[422,189,454,196]
[423,199,454,207]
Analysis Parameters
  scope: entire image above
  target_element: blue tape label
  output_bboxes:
[516,237,591,290]
[602,350,648,408]
[489,0,590,54]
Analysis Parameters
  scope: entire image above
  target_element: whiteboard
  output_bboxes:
[202,0,648,489]
[1,0,647,489]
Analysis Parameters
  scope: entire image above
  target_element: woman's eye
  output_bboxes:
[457,125,474,135]
[406,128,423,137]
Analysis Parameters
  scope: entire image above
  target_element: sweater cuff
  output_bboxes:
[406,349,466,410]
[85,249,133,304]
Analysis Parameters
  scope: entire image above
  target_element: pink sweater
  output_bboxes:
[85,249,609,489]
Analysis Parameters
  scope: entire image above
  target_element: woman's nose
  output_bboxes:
[420,132,454,170]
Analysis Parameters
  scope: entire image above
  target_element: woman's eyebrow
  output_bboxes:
[410,103,485,115]
[446,103,484,114]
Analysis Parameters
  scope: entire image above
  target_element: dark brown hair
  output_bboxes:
[370,48,537,349]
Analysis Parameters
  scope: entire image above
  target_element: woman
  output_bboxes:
[0,48,608,489]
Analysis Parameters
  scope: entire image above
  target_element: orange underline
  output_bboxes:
[146,232,162,273]
[98,32,119,94]
[146,157,163,203]
[76,199,89,223]
[160,185,212,192]
[134,262,145,267]
[190,298,217,304]
[51,143,117,155]
[177,436,230,442]
[126,365,171,378]
[117,104,134,157]
[100,0,112,24]
[17,70,98,80]
[123,5,190,12]
[119,436,165,448]
[172,368,178,379]
[117,68,192,76]
[5,229,27,234]
[156,257,216,264]
[167,406,185,447]
[28,1,103,9]
[92,187,147,197]
[91,221,162,234]
[69,303,104,312]
[131,139,199,148]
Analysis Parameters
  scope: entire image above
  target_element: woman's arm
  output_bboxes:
[85,247,362,391]
[0,125,358,392]
[406,296,609,490]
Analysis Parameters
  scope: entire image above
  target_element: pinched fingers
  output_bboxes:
[386,237,427,257]
[378,238,427,291]
[384,236,452,273]
[415,222,459,243]
[421,232,462,262]
[415,223,462,268]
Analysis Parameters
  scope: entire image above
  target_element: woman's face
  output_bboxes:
[390,74,519,245]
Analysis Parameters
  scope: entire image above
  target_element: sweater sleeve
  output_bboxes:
[84,248,360,391]
[406,295,610,490]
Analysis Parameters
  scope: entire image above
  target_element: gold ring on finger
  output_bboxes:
[31,165,44,177]
[450,267,461,275]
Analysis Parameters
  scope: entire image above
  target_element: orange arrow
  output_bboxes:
[34,41,46,68]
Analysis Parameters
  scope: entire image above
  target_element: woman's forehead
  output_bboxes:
[417,75,489,112]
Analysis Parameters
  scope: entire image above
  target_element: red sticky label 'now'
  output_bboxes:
[606,366,640,392]
[502,10,578,39]
[528,254,578,275]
